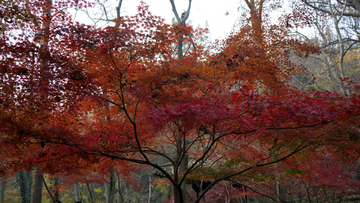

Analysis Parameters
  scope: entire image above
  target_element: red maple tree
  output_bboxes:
[1,1,360,203]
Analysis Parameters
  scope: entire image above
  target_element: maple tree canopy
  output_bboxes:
[1,0,360,202]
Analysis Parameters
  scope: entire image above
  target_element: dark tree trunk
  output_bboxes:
[0,176,5,203]
[53,178,60,200]
[18,171,32,203]
[31,168,43,203]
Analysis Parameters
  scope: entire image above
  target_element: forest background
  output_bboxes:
[1,0,360,202]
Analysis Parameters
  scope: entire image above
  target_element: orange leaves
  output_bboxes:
[2,2,360,201]
[209,13,320,96]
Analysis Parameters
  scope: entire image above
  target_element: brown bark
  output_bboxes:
[243,0,265,41]
[31,167,43,203]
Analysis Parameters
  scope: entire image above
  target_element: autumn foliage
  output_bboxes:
[1,0,360,202]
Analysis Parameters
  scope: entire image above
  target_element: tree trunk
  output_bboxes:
[173,139,188,203]
[18,171,31,203]
[106,171,115,203]
[168,1,192,202]
[85,181,94,203]
[243,0,265,41]
[148,175,152,203]
[31,167,43,203]
[225,181,231,203]
[26,171,32,201]
[313,11,346,94]
[53,178,60,200]
[116,177,124,203]
[0,176,5,203]
[105,181,109,202]
[327,0,349,95]
[173,186,184,203]
[109,171,116,203]
[180,155,188,202]
[74,183,81,202]
[277,181,286,203]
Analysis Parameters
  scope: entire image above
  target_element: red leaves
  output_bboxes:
[1,1,360,201]
[143,87,357,143]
